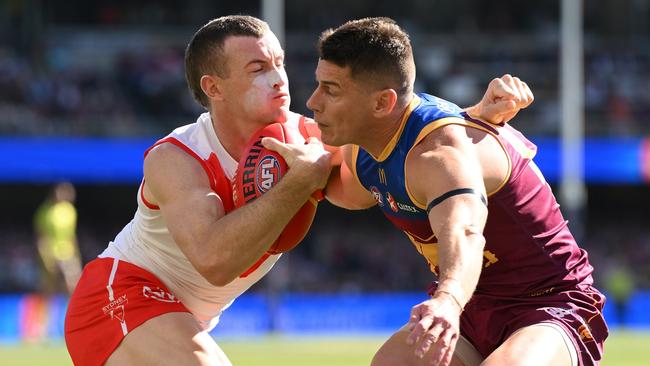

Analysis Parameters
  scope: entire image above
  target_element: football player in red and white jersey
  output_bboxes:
[64,15,533,366]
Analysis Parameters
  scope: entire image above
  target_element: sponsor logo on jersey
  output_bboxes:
[397,202,418,213]
[142,286,180,303]
[256,155,281,193]
[386,192,399,212]
[370,186,384,207]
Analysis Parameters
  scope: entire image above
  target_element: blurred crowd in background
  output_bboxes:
[0,0,647,314]
[1,0,649,137]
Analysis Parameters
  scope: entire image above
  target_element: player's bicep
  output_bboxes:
[407,126,488,235]
[144,145,225,253]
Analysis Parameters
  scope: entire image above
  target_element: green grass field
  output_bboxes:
[0,331,648,365]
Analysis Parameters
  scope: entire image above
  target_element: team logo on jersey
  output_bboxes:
[386,192,399,212]
[370,186,384,206]
[142,286,180,303]
[102,293,128,321]
[538,306,575,319]
[256,156,281,193]
[434,97,459,114]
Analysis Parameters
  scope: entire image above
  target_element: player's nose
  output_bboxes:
[306,90,320,112]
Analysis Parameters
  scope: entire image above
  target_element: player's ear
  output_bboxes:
[200,74,225,102]
[372,88,398,118]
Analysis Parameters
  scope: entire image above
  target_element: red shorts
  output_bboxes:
[429,284,608,366]
[65,258,190,366]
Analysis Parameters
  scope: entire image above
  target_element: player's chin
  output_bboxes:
[319,131,340,147]
[270,106,290,123]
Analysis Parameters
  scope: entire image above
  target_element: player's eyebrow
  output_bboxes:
[244,51,284,67]
[319,80,341,89]
[245,59,267,67]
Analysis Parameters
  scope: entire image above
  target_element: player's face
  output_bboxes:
[220,32,290,124]
[307,60,375,147]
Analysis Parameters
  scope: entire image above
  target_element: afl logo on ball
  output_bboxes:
[256,155,282,193]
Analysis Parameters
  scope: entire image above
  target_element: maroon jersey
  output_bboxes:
[473,120,594,297]
[352,94,595,298]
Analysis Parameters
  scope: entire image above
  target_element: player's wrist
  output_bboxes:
[281,170,323,198]
[463,103,482,120]
[434,279,467,311]
[434,290,465,312]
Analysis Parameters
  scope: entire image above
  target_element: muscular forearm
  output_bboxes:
[197,172,316,286]
[435,228,485,309]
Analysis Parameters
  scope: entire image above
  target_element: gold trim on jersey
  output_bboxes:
[408,231,501,275]
[404,117,516,209]
[407,232,439,275]
[349,144,366,191]
[370,95,421,162]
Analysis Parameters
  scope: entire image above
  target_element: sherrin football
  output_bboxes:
[232,122,319,254]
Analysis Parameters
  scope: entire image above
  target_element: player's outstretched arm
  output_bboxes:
[404,123,490,366]
[143,140,330,286]
[465,74,534,125]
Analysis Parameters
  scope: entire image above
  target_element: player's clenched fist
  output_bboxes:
[469,73,535,125]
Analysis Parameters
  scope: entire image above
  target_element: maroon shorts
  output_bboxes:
[65,258,190,366]
[428,284,608,366]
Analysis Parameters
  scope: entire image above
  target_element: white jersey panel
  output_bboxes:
[100,112,288,330]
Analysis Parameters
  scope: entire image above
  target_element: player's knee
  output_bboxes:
[371,345,401,366]
[191,333,233,366]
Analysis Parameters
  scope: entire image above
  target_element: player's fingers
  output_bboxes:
[433,333,458,366]
[407,305,423,329]
[521,81,534,107]
[415,331,437,359]
[406,315,433,346]
[504,75,523,104]
[481,99,516,124]
[501,73,514,85]
[305,136,325,149]
[490,77,516,100]
[261,137,289,154]
[430,329,456,366]
[513,77,530,106]
[416,321,444,358]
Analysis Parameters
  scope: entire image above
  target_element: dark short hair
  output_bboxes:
[318,17,415,100]
[185,15,269,108]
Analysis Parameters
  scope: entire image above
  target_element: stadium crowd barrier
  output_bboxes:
[0,291,648,342]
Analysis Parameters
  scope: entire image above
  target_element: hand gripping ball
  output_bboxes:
[232,122,320,254]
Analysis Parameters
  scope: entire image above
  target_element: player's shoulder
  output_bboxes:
[144,142,205,180]
[285,111,320,140]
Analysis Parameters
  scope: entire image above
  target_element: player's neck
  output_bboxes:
[361,101,411,159]
[209,111,260,162]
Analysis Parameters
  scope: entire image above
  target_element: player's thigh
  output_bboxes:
[481,323,576,366]
[372,327,481,366]
[105,312,231,366]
